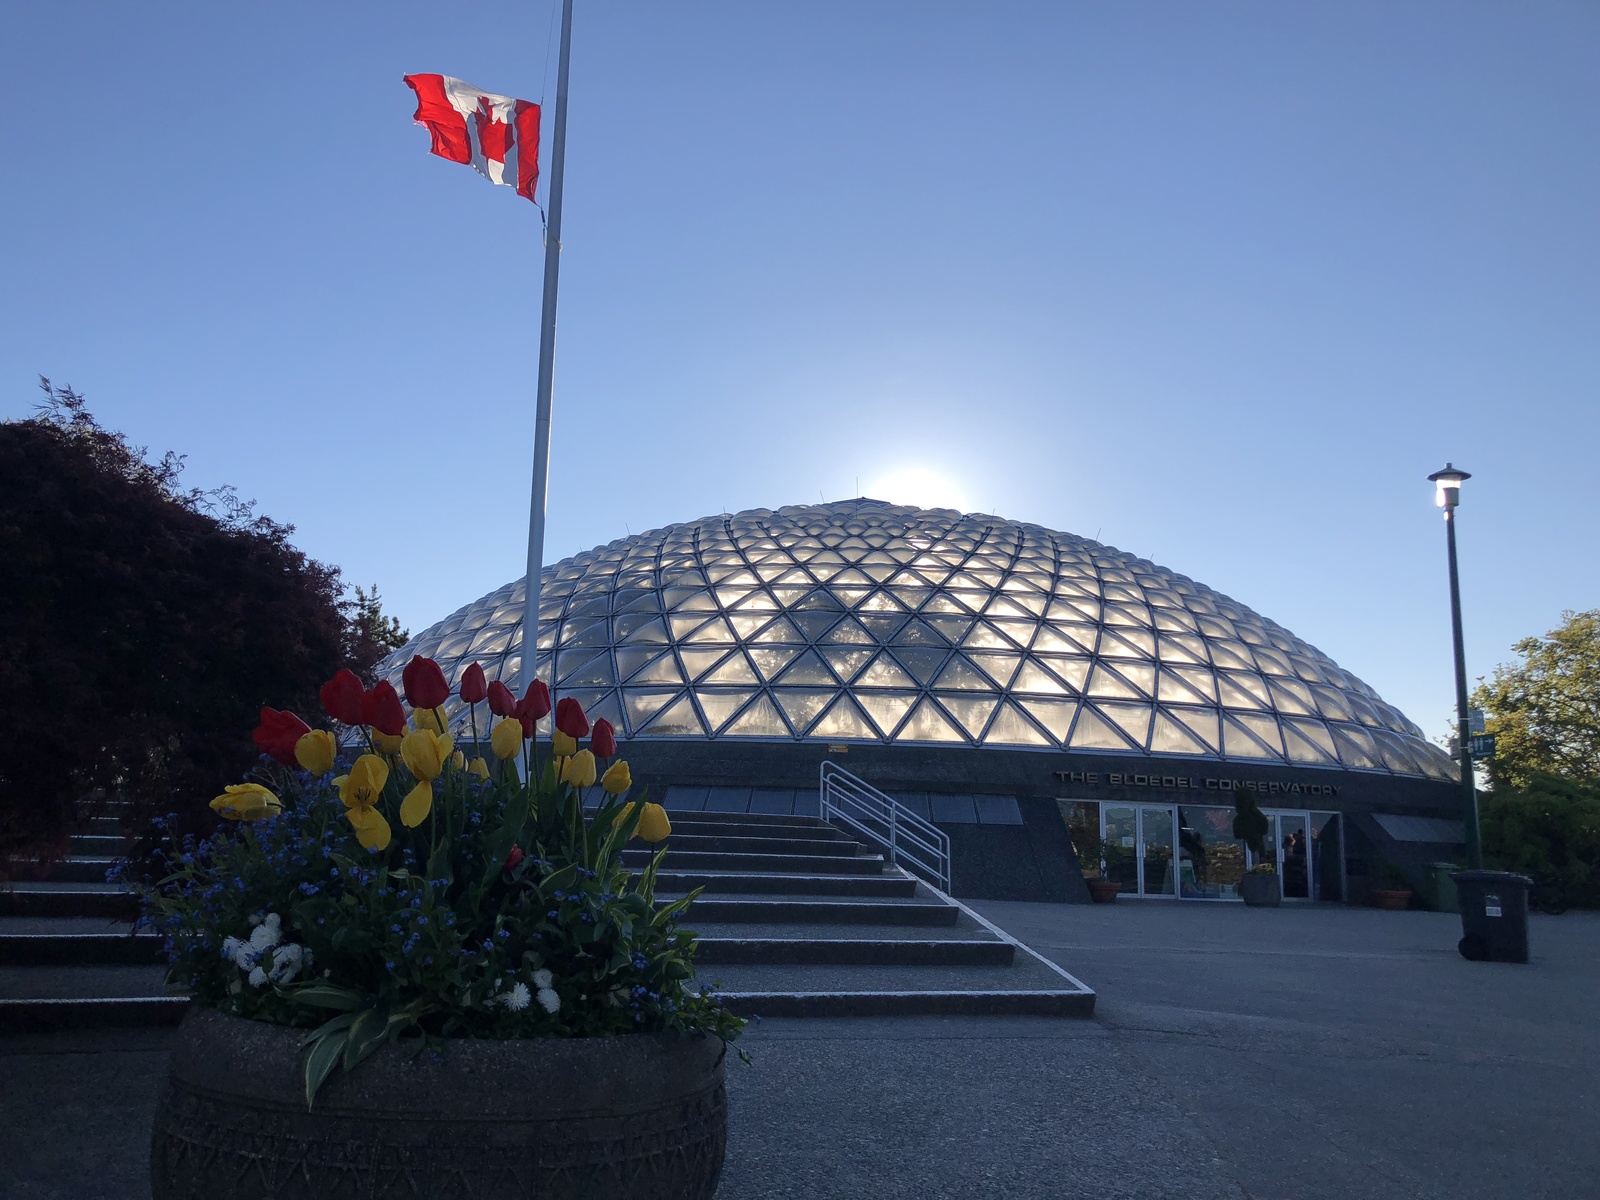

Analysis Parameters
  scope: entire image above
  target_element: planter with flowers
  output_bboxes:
[1232,793,1282,907]
[141,656,744,1200]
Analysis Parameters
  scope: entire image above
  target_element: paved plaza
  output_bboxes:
[2,903,1595,1199]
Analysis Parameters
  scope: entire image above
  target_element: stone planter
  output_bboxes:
[1238,871,1282,907]
[1373,888,1413,911]
[1086,879,1122,904]
[151,1007,727,1200]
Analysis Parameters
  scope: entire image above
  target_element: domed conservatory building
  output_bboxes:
[382,500,1466,903]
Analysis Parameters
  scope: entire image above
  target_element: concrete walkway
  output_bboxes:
[3,904,1595,1199]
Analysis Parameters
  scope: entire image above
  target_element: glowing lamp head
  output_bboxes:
[1428,463,1470,511]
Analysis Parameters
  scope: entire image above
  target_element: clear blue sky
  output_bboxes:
[3,1,1595,742]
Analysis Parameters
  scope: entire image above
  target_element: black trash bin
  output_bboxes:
[1452,870,1531,963]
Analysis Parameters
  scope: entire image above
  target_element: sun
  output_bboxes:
[862,466,973,513]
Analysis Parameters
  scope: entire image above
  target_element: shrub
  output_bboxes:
[1481,773,1600,908]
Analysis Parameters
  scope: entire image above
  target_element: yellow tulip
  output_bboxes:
[561,748,597,789]
[337,753,389,810]
[450,750,465,771]
[400,780,433,827]
[600,760,632,796]
[637,802,671,843]
[293,729,338,776]
[209,783,282,822]
[401,729,452,782]
[490,717,524,761]
[467,756,490,781]
[550,729,578,758]
[410,706,446,734]
[372,730,404,755]
[347,804,392,851]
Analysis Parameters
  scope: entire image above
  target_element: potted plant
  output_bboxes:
[1371,859,1415,910]
[1232,792,1281,907]
[1073,832,1121,903]
[139,657,744,1200]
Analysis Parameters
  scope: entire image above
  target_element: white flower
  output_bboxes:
[531,968,553,990]
[248,913,282,952]
[536,986,560,1014]
[221,936,244,961]
[268,943,307,984]
[247,965,268,988]
[500,982,532,1012]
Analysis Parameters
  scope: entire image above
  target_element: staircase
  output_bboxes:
[2,811,1095,1031]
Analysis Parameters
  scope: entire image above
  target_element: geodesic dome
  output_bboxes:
[380,499,1455,781]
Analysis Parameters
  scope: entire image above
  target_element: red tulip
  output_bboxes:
[319,669,365,725]
[554,695,588,738]
[402,656,450,711]
[360,680,407,737]
[522,680,553,722]
[486,680,517,717]
[590,718,616,759]
[503,844,524,873]
[459,662,488,705]
[252,707,311,767]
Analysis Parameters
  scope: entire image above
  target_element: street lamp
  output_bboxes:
[1428,462,1482,869]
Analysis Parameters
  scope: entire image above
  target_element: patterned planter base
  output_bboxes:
[1086,880,1122,904]
[151,1007,727,1200]
[1239,872,1282,907]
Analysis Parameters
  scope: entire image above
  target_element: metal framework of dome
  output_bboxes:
[382,499,1456,781]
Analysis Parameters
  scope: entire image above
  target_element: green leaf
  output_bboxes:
[282,981,365,1011]
[301,1011,359,1110]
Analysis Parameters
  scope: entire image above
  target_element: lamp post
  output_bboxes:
[1428,462,1482,870]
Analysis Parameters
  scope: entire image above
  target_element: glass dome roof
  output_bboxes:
[380,499,1455,781]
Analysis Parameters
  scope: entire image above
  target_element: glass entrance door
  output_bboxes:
[1278,813,1310,899]
[1140,806,1176,896]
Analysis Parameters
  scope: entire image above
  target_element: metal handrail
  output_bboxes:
[819,761,951,892]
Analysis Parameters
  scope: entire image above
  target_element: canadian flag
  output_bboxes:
[403,74,542,202]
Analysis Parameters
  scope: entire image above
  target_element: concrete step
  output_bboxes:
[0,885,137,920]
[0,933,162,966]
[68,835,127,856]
[651,819,856,843]
[0,963,174,1001]
[21,857,118,885]
[674,895,959,926]
[652,870,919,897]
[621,849,886,875]
[660,810,833,830]
[655,833,866,857]
[695,937,1012,966]
[712,988,1093,1018]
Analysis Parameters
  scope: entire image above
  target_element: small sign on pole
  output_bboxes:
[1469,734,1496,757]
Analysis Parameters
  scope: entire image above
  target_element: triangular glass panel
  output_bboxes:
[967,652,1020,689]
[947,572,989,590]
[776,649,838,686]
[751,617,804,644]
[857,690,916,737]
[1223,713,1282,760]
[558,652,617,688]
[1039,655,1091,692]
[831,567,873,586]
[629,653,685,686]
[1268,678,1317,716]
[720,692,791,738]
[773,688,835,734]
[810,695,878,740]
[894,588,933,610]
[933,655,995,692]
[683,616,736,644]
[678,648,728,681]
[1087,665,1141,700]
[922,614,971,643]
[615,647,663,682]
[748,646,801,681]
[1217,673,1269,711]
[793,589,846,611]
[1330,723,1377,768]
[641,694,705,737]
[824,617,875,645]
[729,590,778,612]
[858,590,907,613]
[1158,635,1204,664]
[623,688,680,733]
[555,647,605,683]
[897,697,967,743]
[983,595,1034,620]
[1209,641,1256,670]
[893,647,948,686]
[989,619,1036,649]
[855,652,916,688]
[668,589,717,613]
[890,618,946,648]
[790,612,842,642]
[668,613,710,640]
[1150,709,1209,755]
[1099,702,1153,748]
[961,621,1012,650]
[937,694,999,738]
[702,651,759,685]
[1283,719,1337,764]
[1042,623,1098,655]
[1069,705,1135,750]
[1013,659,1070,694]
[695,689,752,733]
[728,613,772,638]
[558,619,611,649]
[833,586,872,609]
[820,645,874,682]
[770,586,811,606]
[983,701,1051,746]
[1166,706,1219,752]
[921,596,966,616]
[1157,669,1212,706]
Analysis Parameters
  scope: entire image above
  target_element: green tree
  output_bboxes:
[1472,610,1600,790]
[1481,773,1600,907]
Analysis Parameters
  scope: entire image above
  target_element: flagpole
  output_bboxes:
[522,0,574,697]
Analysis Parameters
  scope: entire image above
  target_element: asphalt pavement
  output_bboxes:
[3,902,1595,1199]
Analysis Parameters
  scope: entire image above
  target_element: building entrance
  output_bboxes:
[1090,802,1343,902]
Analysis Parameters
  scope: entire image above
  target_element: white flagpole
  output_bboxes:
[522,0,574,697]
